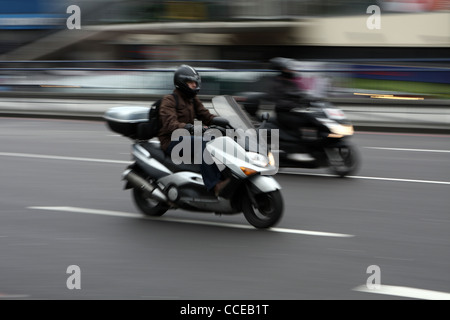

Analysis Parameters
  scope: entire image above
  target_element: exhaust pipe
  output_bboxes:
[122,169,168,203]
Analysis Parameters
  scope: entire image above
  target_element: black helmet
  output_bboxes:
[174,64,201,98]
[270,57,296,79]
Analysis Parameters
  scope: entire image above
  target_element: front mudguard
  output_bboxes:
[247,175,281,194]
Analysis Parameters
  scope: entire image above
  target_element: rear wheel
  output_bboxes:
[326,144,360,177]
[242,190,284,229]
[132,187,169,217]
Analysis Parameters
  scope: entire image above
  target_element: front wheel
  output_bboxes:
[242,190,284,229]
[326,144,360,178]
[132,187,169,217]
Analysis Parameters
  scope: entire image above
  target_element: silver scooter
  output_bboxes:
[104,95,284,229]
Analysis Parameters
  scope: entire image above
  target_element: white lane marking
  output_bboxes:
[0,152,131,164]
[278,170,450,185]
[2,152,448,185]
[348,175,450,185]
[357,131,450,138]
[353,285,450,300]
[365,147,450,153]
[27,206,354,238]
[0,293,30,299]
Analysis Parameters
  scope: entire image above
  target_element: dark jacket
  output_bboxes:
[157,89,216,152]
[266,76,298,102]
[265,76,309,113]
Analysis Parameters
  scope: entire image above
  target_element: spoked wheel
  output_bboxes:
[132,187,169,217]
[242,190,284,229]
[325,144,360,177]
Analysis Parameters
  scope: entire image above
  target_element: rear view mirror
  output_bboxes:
[260,112,270,121]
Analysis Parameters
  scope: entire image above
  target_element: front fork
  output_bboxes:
[245,184,259,208]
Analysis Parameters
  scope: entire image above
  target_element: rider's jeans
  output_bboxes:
[166,136,222,191]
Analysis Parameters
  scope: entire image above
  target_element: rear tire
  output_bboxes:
[242,190,284,229]
[132,187,169,217]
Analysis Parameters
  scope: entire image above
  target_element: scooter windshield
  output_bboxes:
[212,95,254,130]
[211,95,269,154]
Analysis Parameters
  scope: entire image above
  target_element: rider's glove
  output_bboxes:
[184,123,194,134]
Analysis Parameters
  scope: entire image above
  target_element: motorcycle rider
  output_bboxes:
[266,57,301,104]
[266,57,318,134]
[157,65,230,196]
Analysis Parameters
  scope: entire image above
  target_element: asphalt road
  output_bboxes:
[0,117,449,302]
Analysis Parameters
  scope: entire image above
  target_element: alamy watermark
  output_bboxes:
[67,5,81,30]
[366,5,381,30]
[169,121,279,175]
[65,5,382,32]
[66,265,81,290]
[366,265,381,289]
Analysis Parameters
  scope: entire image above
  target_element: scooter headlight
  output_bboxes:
[329,124,354,137]
[246,152,269,168]
[268,152,276,167]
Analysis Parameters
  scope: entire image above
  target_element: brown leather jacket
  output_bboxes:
[157,89,216,152]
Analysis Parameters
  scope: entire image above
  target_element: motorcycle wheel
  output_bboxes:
[326,145,360,178]
[242,190,284,229]
[132,187,169,217]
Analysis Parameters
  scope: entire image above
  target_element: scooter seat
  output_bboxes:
[142,142,202,174]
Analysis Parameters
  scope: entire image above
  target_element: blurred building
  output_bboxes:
[0,0,449,61]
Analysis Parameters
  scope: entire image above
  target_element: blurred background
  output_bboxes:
[0,0,449,129]
[1,1,449,302]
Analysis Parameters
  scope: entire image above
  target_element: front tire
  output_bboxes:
[132,187,169,217]
[242,190,284,229]
[326,144,360,178]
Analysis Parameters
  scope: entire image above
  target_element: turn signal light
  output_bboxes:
[240,167,257,176]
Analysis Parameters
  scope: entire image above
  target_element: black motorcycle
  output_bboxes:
[236,92,360,177]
